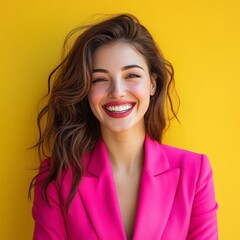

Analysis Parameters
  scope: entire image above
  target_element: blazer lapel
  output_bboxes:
[78,136,179,240]
[133,136,180,240]
[78,139,126,240]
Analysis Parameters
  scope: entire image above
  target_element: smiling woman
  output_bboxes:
[88,41,156,134]
[30,14,218,240]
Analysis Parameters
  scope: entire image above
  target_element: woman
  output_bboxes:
[31,14,218,239]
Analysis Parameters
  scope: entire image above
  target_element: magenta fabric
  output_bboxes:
[32,135,218,239]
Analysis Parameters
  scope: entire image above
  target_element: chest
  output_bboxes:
[66,166,191,240]
[113,173,142,240]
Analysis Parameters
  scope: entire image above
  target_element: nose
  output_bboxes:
[109,79,126,99]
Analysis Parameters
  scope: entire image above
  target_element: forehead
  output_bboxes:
[92,41,148,70]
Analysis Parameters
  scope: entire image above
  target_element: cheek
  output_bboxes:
[87,91,99,119]
[130,82,152,100]
[87,87,105,109]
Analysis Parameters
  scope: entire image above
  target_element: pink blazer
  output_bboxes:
[32,135,218,239]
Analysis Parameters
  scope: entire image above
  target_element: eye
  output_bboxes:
[91,78,107,84]
[127,73,141,79]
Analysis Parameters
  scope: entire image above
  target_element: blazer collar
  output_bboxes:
[79,135,179,240]
[143,134,169,175]
[86,135,169,177]
[86,137,112,177]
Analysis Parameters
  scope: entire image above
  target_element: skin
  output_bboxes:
[88,41,156,239]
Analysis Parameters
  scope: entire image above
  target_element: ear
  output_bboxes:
[150,73,157,96]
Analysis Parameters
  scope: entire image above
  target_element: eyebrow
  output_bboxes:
[92,64,144,73]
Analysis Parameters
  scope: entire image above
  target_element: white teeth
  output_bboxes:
[106,104,132,112]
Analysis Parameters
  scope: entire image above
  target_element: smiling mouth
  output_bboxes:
[102,102,136,118]
[105,104,133,113]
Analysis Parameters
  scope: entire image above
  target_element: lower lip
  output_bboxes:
[103,105,135,118]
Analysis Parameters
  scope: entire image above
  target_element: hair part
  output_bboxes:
[29,13,179,209]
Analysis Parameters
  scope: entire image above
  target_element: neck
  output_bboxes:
[101,128,146,174]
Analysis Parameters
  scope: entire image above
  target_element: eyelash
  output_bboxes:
[91,73,141,83]
[91,78,107,84]
[127,73,141,78]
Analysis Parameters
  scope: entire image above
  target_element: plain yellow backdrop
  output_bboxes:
[1,0,239,239]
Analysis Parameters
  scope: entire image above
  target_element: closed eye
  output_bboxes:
[91,78,107,84]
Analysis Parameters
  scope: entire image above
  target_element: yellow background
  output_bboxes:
[1,0,239,239]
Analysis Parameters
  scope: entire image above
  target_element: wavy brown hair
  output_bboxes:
[30,13,179,208]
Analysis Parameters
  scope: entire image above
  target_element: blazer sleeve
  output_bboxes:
[187,154,218,239]
[32,160,68,240]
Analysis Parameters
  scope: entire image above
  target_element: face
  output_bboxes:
[87,41,156,135]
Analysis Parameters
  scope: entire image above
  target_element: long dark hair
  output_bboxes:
[30,13,179,208]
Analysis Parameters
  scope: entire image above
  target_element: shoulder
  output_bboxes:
[145,136,213,179]
[160,143,213,180]
[161,144,203,163]
[34,153,91,198]
[36,152,91,181]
